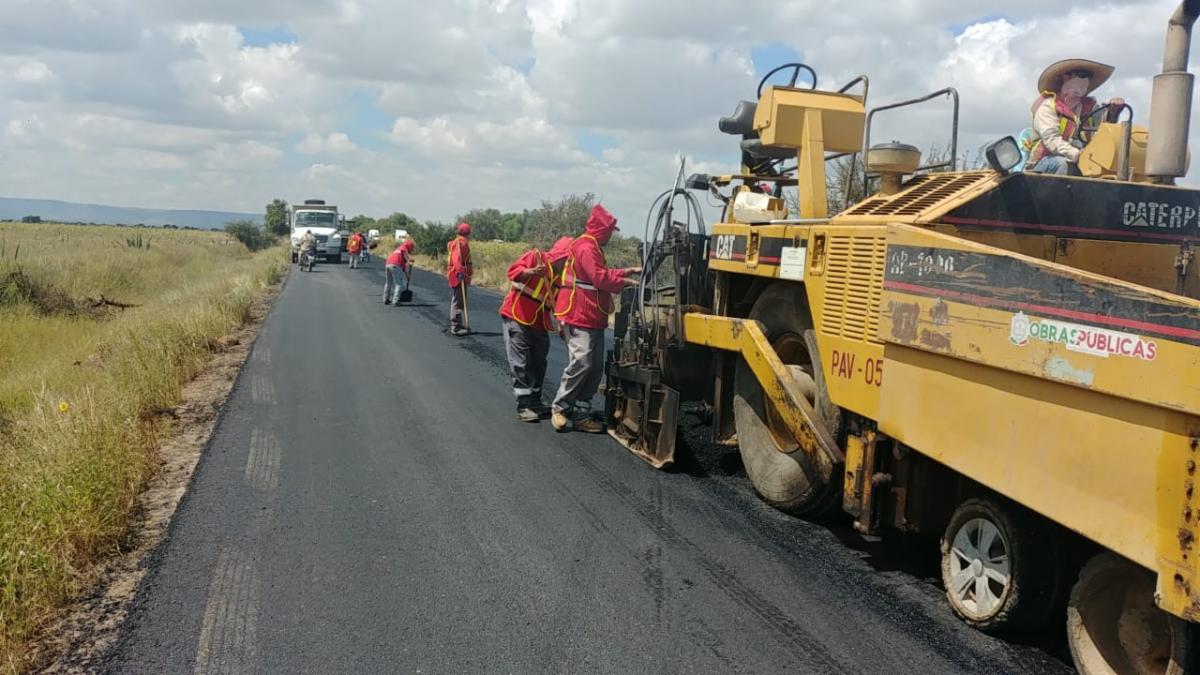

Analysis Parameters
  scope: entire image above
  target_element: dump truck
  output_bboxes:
[289,199,343,263]
[603,3,1200,673]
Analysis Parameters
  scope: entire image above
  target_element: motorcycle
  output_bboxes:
[300,248,316,272]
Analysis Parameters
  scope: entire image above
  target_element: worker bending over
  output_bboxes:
[500,247,556,422]
[551,205,640,433]
[1026,58,1125,175]
[447,222,473,336]
[384,239,414,305]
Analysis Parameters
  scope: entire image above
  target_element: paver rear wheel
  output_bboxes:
[1068,552,1195,675]
[732,282,841,517]
[940,497,1061,632]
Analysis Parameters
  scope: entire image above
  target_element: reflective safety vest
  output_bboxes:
[555,233,615,319]
[502,250,555,329]
[1026,92,1097,165]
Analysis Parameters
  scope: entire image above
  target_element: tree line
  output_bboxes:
[249,193,639,261]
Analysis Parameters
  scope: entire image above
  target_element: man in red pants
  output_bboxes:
[447,222,473,336]
[551,204,640,432]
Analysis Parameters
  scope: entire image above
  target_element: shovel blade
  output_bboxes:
[398,289,413,303]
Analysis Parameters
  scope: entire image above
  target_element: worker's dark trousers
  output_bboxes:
[552,324,606,418]
[502,318,549,409]
[449,284,468,330]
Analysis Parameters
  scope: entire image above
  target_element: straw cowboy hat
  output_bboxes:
[1037,58,1114,94]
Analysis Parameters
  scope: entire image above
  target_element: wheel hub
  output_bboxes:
[948,517,1012,619]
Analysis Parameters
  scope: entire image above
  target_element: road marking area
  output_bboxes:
[251,345,271,365]
[194,547,261,675]
[249,375,276,405]
[244,428,281,491]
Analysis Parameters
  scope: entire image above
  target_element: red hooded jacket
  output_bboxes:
[553,205,629,330]
[446,235,472,287]
[500,248,555,331]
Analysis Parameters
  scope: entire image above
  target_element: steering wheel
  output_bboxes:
[757,63,818,98]
[1078,104,1111,135]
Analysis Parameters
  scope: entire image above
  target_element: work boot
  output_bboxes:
[532,403,552,419]
[573,416,604,434]
[384,298,391,305]
[517,408,540,423]
[551,411,569,431]
[450,326,469,336]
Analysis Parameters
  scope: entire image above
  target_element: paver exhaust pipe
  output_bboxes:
[1147,0,1200,182]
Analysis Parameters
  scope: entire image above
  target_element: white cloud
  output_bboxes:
[14,60,54,83]
[296,132,358,154]
[0,0,1194,225]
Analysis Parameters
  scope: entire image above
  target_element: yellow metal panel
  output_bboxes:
[812,335,883,419]
[843,434,866,515]
[878,345,1200,619]
[1056,238,1200,298]
[753,87,865,153]
[878,224,1200,414]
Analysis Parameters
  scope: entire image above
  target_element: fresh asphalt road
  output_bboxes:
[104,255,1073,675]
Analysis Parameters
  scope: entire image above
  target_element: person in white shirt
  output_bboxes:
[1026,59,1125,175]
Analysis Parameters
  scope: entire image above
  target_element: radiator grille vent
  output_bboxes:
[820,234,887,344]
[842,172,991,217]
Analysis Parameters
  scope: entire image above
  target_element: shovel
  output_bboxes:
[398,269,413,304]
[461,282,471,333]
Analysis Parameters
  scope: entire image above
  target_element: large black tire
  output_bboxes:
[732,282,842,517]
[1068,552,1196,675]
[940,497,1062,632]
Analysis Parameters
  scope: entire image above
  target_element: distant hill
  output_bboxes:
[0,197,261,229]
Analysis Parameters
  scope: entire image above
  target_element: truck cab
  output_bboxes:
[289,199,342,263]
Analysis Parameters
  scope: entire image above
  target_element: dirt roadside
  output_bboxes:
[26,280,284,674]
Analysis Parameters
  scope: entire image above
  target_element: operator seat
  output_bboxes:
[719,100,795,161]
[719,100,758,136]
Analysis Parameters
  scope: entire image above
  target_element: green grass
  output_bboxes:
[0,222,285,673]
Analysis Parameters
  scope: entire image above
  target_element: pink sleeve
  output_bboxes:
[574,240,627,293]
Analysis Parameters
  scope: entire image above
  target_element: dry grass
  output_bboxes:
[0,222,285,673]
[374,236,532,292]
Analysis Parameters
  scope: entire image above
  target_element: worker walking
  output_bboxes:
[347,231,364,269]
[447,222,473,336]
[500,247,556,422]
[384,239,415,305]
[551,204,640,433]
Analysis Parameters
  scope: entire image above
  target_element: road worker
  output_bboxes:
[447,222,473,336]
[384,239,415,305]
[500,247,557,422]
[550,204,641,433]
[347,231,364,268]
[1026,59,1125,175]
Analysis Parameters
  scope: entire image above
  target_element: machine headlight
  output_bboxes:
[985,136,1023,174]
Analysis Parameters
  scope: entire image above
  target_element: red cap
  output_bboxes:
[457,222,471,236]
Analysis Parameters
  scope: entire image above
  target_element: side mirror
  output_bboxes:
[985,136,1023,175]
[685,173,711,191]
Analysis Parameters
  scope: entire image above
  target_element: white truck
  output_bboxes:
[289,199,343,263]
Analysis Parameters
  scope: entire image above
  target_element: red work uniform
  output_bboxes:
[500,249,555,413]
[553,205,629,330]
[447,225,473,333]
[550,204,633,421]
